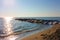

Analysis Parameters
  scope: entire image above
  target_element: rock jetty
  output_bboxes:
[15,18,60,25]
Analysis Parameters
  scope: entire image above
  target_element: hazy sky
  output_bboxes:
[0,0,60,17]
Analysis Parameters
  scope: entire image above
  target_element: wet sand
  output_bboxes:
[22,24,60,40]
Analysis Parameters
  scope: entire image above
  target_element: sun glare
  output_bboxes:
[3,17,17,40]
[4,17,13,22]
[4,17,13,35]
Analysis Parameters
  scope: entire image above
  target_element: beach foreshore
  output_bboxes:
[22,24,60,40]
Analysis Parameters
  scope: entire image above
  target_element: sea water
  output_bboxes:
[0,17,60,40]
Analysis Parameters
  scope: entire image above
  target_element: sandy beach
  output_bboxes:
[22,24,60,40]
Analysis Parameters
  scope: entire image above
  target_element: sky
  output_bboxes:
[0,0,60,17]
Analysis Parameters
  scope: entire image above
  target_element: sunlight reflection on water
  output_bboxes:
[0,17,17,40]
[0,17,54,40]
[0,35,17,40]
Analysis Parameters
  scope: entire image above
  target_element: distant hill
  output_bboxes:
[22,24,60,40]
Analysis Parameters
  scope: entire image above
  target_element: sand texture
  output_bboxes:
[22,24,60,40]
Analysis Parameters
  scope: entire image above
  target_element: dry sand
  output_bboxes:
[22,24,60,40]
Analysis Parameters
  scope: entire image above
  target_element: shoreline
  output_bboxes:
[22,24,60,40]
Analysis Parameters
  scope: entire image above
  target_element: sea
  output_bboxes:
[0,17,60,40]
